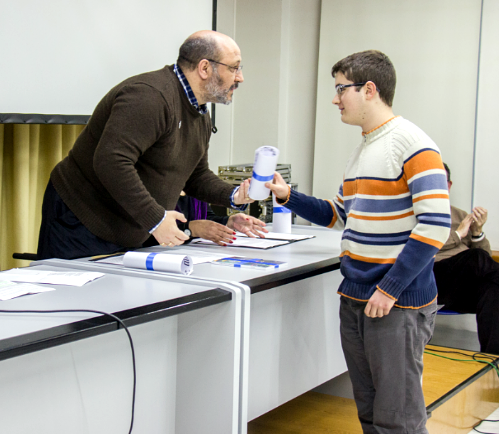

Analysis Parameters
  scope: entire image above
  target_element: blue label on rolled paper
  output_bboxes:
[145,253,158,270]
[273,207,292,213]
[252,171,274,182]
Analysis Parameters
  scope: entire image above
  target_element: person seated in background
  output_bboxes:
[144,192,268,247]
[433,163,499,354]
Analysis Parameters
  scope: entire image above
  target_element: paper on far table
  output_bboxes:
[191,237,290,249]
[0,280,55,300]
[236,232,315,241]
[0,269,104,287]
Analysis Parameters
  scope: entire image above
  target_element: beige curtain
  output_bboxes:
[0,124,85,271]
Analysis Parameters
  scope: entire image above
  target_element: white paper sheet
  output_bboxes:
[236,232,315,241]
[0,270,104,287]
[191,237,289,249]
[0,280,55,300]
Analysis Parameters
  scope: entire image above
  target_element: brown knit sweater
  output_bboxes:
[51,65,234,247]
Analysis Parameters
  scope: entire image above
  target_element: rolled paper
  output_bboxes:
[123,252,193,275]
[248,146,280,200]
[272,191,292,233]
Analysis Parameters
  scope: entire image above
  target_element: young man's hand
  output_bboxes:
[364,289,396,318]
[265,172,289,200]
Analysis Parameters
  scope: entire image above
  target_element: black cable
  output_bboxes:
[0,309,136,434]
[426,347,498,363]
[473,418,499,434]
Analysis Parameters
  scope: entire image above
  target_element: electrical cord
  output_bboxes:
[425,347,497,363]
[425,348,499,434]
[473,419,499,434]
[424,348,499,378]
[0,309,136,434]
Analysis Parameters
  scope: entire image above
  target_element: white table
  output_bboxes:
[45,225,348,429]
[0,263,244,434]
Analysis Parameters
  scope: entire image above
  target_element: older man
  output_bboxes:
[434,163,499,354]
[38,30,260,259]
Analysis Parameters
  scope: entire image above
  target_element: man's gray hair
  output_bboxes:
[177,35,222,71]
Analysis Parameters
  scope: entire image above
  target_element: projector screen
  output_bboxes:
[0,0,213,123]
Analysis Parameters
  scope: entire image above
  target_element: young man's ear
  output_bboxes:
[365,81,378,100]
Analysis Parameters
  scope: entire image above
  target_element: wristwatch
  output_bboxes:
[184,222,192,238]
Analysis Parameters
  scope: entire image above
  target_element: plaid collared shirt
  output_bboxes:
[174,63,208,115]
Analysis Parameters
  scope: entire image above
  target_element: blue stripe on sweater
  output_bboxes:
[417,213,452,227]
[344,173,404,183]
[409,173,447,194]
[343,229,412,245]
[343,196,413,213]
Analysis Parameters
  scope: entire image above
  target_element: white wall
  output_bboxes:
[474,0,499,250]
[209,0,321,213]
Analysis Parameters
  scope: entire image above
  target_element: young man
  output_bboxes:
[267,50,451,433]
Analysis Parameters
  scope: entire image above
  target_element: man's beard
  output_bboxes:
[205,70,238,105]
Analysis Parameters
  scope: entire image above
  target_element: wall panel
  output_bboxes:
[473,0,499,249]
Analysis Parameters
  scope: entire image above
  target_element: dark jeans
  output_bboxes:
[37,181,127,260]
[433,248,499,354]
[340,297,436,434]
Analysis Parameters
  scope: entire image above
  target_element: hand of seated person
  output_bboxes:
[227,214,268,238]
[470,206,487,236]
[456,213,474,239]
[189,220,236,246]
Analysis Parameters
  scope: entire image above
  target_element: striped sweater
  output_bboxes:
[283,116,451,308]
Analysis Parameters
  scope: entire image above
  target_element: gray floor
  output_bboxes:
[429,312,480,352]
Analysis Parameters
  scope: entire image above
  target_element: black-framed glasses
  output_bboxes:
[335,82,367,96]
[206,59,243,74]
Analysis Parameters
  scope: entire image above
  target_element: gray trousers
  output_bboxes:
[340,296,437,434]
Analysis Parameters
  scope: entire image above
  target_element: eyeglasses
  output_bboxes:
[335,82,367,96]
[206,59,243,74]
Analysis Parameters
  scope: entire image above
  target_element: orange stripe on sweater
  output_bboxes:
[349,211,414,221]
[404,150,444,180]
[394,295,438,309]
[410,233,444,249]
[341,250,397,264]
[413,193,449,203]
[343,178,409,197]
[326,200,337,228]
